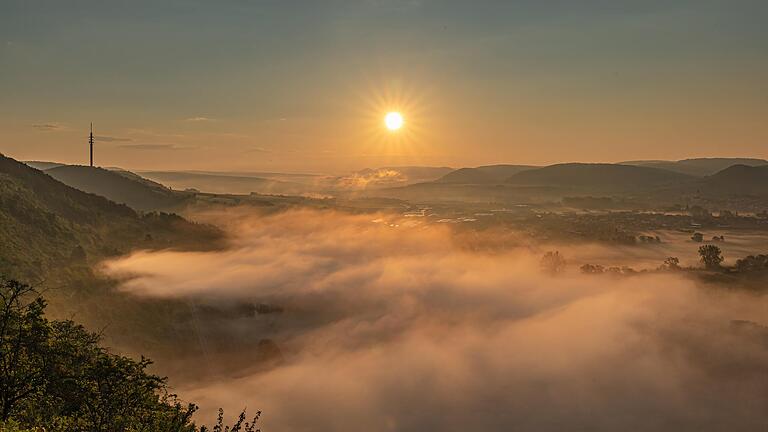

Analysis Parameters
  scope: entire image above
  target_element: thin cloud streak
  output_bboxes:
[95,135,133,142]
[118,144,194,151]
[31,123,65,131]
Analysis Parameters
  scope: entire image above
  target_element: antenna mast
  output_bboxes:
[89,123,94,167]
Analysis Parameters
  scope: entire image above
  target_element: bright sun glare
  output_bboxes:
[384,112,404,131]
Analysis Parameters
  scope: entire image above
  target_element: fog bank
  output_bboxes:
[102,209,768,431]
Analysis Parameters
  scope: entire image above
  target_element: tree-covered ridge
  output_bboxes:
[0,278,260,432]
[0,154,276,383]
[0,154,222,281]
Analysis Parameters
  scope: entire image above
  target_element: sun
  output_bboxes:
[384,112,404,131]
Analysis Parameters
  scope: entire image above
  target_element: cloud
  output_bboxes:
[95,135,133,142]
[117,144,191,151]
[243,147,272,154]
[101,208,768,431]
[31,123,64,131]
[184,117,215,122]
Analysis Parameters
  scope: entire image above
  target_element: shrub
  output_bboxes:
[0,278,196,431]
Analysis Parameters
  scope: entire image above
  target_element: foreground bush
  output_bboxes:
[0,278,259,432]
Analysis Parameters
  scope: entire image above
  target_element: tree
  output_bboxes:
[735,254,768,273]
[580,264,604,274]
[698,245,724,270]
[661,257,680,271]
[199,409,261,432]
[541,251,566,274]
[0,280,49,422]
[0,277,263,431]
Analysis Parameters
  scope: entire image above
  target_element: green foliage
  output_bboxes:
[0,154,222,281]
[0,278,261,432]
[735,254,768,273]
[0,419,45,431]
[0,155,227,364]
[0,278,196,431]
[661,257,681,271]
[698,245,724,270]
[198,409,261,432]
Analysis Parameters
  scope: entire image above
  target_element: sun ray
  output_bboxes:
[349,78,438,167]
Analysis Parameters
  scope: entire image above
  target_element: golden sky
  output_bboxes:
[1,1,767,173]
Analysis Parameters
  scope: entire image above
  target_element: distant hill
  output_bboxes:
[24,160,66,170]
[436,168,497,184]
[700,165,768,196]
[437,164,536,183]
[174,169,322,182]
[0,154,220,279]
[139,171,308,195]
[506,163,693,191]
[144,168,451,194]
[475,164,538,179]
[45,165,189,211]
[622,158,768,177]
[110,168,172,190]
[372,163,697,203]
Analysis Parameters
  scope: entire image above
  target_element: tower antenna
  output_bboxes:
[89,123,94,167]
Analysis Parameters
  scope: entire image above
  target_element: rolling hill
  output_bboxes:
[436,167,497,184]
[506,163,694,191]
[44,165,190,211]
[138,170,309,195]
[437,164,537,183]
[0,154,220,279]
[373,163,699,203]
[700,164,768,196]
[622,158,768,177]
[24,160,66,170]
[474,164,538,179]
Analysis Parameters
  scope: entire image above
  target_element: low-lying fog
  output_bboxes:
[102,208,768,431]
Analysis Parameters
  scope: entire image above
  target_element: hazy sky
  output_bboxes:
[1,0,767,173]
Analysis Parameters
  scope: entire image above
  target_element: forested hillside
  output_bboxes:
[0,154,221,281]
[0,154,236,370]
